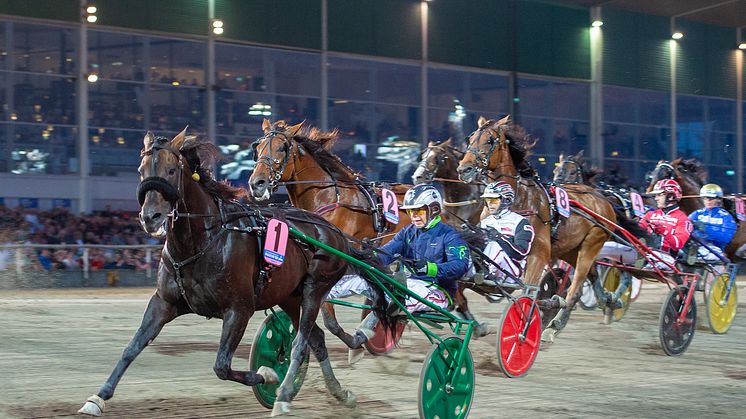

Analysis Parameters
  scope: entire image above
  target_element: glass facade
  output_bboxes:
[0,16,743,195]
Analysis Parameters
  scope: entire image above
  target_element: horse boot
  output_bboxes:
[348,312,377,365]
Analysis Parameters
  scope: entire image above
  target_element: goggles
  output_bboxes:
[406,208,428,218]
[484,197,502,205]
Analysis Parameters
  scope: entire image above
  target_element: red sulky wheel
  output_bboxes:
[496,296,541,378]
[364,318,406,355]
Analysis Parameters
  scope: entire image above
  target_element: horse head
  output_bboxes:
[553,150,587,184]
[249,119,304,201]
[457,115,515,184]
[137,128,231,237]
[412,138,462,184]
[645,160,677,193]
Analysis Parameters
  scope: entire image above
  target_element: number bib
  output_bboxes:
[381,188,400,224]
[554,186,570,218]
[629,192,646,218]
[264,219,289,266]
[736,197,745,222]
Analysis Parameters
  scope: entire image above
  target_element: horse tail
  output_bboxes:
[345,244,398,340]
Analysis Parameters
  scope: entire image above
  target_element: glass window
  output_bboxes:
[9,73,76,125]
[7,124,77,175]
[677,95,704,124]
[552,81,589,120]
[89,31,147,81]
[637,89,668,126]
[603,86,636,123]
[328,57,373,101]
[517,78,550,117]
[149,85,205,132]
[707,98,735,133]
[149,38,205,86]
[216,90,272,137]
[428,68,508,115]
[0,21,6,71]
[215,43,264,92]
[268,49,320,97]
[12,22,77,75]
[89,129,143,176]
[89,80,146,130]
[375,62,419,105]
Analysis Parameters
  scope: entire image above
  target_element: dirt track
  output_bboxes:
[1,283,745,418]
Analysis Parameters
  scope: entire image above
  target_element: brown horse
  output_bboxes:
[647,158,746,260]
[412,138,483,224]
[248,120,491,341]
[78,129,390,417]
[457,116,617,342]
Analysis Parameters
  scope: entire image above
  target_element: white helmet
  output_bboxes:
[699,183,723,199]
[481,181,515,209]
[401,184,443,221]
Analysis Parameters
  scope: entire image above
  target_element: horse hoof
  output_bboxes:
[603,307,613,325]
[258,366,279,385]
[540,328,556,343]
[271,401,292,417]
[342,390,357,407]
[474,322,491,339]
[348,348,365,365]
[78,395,105,416]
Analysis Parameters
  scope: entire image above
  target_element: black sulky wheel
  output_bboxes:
[658,286,696,356]
[249,310,309,408]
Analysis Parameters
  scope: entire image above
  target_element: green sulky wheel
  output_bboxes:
[249,310,309,409]
[497,296,542,378]
[418,335,474,419]
[706,273,737,334]
[658,286,696,356]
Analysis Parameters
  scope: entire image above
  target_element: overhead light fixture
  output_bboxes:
[87,73,99,83]
[591,20,603,28]
[739,43,746,50]
[211,19,224,35]
[672,32,684,40]
[83,3,97,23]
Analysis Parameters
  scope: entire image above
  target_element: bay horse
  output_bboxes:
[248,120,490,342]
[647,158,746,260]
[412,138,483,224]
[78,129,391,417]
[457,116,617,343]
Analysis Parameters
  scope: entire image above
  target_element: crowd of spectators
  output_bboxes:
[0,205,163,273]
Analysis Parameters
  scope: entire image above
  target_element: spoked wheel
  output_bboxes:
[602,267,633,322]
[706,273,737,334]
[497,296,541,378]
[658,286,697,356]
[579,279,598,310]
[249,310,309,409]
[418,335,474,419]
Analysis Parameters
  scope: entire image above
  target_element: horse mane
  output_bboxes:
[566,151,603,185]
[179,134,247,202]
[673,157,707,185]
[502,124,537,178]
[292,126,361,182]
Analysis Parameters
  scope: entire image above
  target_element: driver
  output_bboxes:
[688,183,737,263]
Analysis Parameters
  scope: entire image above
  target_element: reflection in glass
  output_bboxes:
[89,80,145,130]
[10,74,76,125]
[11,22,77,75]
[89,129,144,176]
[149,85,205,132]
[5,124,76,175]
[89,31,146,81]
[149,38,205,86]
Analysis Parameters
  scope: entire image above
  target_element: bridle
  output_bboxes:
[416,144,463,181]
[251,129,295,192]
[137,136,184,208]
[554,159,584,184]
[462,125,518,182]
[647,161,676,186]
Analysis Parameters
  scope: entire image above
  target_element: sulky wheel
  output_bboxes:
[364,316,406,355]
[497,296,541,378]
[658,286,697,356]
[249,310,309,408]
[602,266,633,322]
[706,273,737,334]
[418,335,474,419]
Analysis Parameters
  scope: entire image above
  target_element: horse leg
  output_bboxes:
[309,323,357,407]
[453,286,490,338]
[78,293,180,416]
[321,304,371,349]
[212,308,276,386]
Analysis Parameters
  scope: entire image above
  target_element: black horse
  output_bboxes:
[78,129,391,417]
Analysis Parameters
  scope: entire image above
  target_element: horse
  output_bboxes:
[457,116,617,342]
[646,158,746,260]
[78,129,391,417]
[412,138,483,224]
[248,120,491,341]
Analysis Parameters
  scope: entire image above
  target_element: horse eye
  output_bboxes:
[168,168,176,176]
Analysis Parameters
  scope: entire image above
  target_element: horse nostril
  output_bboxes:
[255,179,265,187]
[151,212,162,223]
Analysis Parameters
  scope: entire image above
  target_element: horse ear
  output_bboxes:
[577,149,584,157]
[143,131,155,149]
[495,115,511,127]
[558,152,565,161]
[180,135,199,151]
[478,116,488,127]
[287,121,304,137]
[443,138,452,146]
[172,126,188,149]
[262,118,272,133]
[427,140,435,147]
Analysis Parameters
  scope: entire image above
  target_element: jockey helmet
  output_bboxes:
[651,179,682,203]
[699,183,723,199]
[401,184,443,225]
[481,181,515,210]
